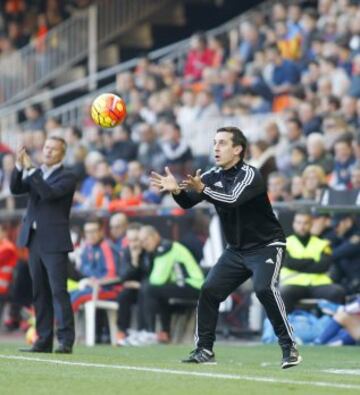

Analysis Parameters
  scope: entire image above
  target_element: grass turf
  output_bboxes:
[0,342,359,395]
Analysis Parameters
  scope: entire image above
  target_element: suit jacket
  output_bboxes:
[10,166,76,253]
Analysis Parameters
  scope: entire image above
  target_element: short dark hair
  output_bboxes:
[216,126,247,160]
[127,222,143,232]
[47,136,67,153]
[84,218,103,229]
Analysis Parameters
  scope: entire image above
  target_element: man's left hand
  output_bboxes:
[180,169,205,193]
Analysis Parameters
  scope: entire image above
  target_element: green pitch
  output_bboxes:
[0,342,359,395]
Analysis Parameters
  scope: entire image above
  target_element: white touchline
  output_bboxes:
[323,369,360,376]
[1,354,360,391]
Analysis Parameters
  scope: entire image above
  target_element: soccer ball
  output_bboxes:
[91,93,127,128]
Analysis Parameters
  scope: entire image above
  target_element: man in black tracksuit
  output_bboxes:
[151,126,302,369]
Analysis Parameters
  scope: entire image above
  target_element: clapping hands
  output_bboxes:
[16,146,33,170]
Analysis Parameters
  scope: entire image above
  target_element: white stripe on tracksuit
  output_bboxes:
[271,247,295,342]
[203,167,255,203]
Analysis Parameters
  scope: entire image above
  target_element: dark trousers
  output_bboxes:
[143,282,200,333]
[116,288,146,333]
[197,246,295,350]
[28,230,74,347]
[280,284,345,313]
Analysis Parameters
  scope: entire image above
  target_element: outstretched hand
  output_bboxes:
[150,166,180,193]
[180,169,205,193]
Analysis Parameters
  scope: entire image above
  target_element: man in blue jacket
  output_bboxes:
[10,136,76,353]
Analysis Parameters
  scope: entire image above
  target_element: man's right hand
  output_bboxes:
[16,146,26,168]
[150,166,181,194]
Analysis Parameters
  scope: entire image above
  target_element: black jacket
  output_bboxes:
[10,166,76,252]
[173,161,285,251]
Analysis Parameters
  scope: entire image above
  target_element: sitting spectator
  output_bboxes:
[348,54,360,98]
[280,211,345,313]
[306,133,334,175]
[248,140,277,184]
[184,33,214,82]
[139,225,204,343]
[136,123,166,173]
[109,213,128,252]
[0,223,17,318]
[286,144,307,178]
[116,223,152,345]
[108,182,142,213]
[160,121,193,178]
[315,297,360,346]
[290,175,304,200]
[267,172,290,202]
[0,153,16,210]
[301,165,328,201]
[265,45,300,96]
[329,214,360,295]
[70,219,120,312]
[298,101,322,136]
[350,164,360,189]
[329,137,356,190]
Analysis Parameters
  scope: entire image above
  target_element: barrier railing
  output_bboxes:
[0,0,277,132]
[0,0,169,107]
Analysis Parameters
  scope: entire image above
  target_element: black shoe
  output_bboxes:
[182,348,216,364]
[54,344,73,354]
[281,344,302,369]
[19,345,52,353]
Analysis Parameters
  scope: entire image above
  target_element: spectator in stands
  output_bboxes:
[74,151,104,206]
[248,140,277,183]
[70,218,120,312]
[290,175,304,200]
[160,121,193,178]
[275,20,302,61]
[322,113,349,149]
[138,225,204,343]
[63,126,83,167]
[280,211,345,313]
[265,44,300,96]
[193,90,220,120]
[108,182,142,213]
[23,104,45,132]
[350,164,360,189]
[116,223,152,345]
[136,123,166,173]
[301,165,328,201]
[106,124,138,163]
[184,33,214,82]
[298,101,322,136]
[267,172,290,202]
[0,153,16,210]
[306,133,334,174]
[319,56,350,97]
[348,54,360,98]
[329,214,360,295]
[277,117,306,171]
[315,297,360,346]
[329,137,356,190]
[0,223,17,319]
[340,95,358,128]
[237,21,262,63]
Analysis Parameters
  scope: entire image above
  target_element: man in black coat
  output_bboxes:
[10,136,76,353]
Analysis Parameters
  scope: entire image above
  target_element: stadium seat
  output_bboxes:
[80,283,119,347]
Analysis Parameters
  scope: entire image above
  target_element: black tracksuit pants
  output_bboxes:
[196,246,295,350]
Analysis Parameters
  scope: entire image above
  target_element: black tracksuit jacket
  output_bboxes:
[173,161,285,251]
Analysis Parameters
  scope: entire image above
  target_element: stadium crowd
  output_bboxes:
[1,0,360,346]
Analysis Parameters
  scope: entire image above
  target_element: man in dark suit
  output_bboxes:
[10,136,76,353]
